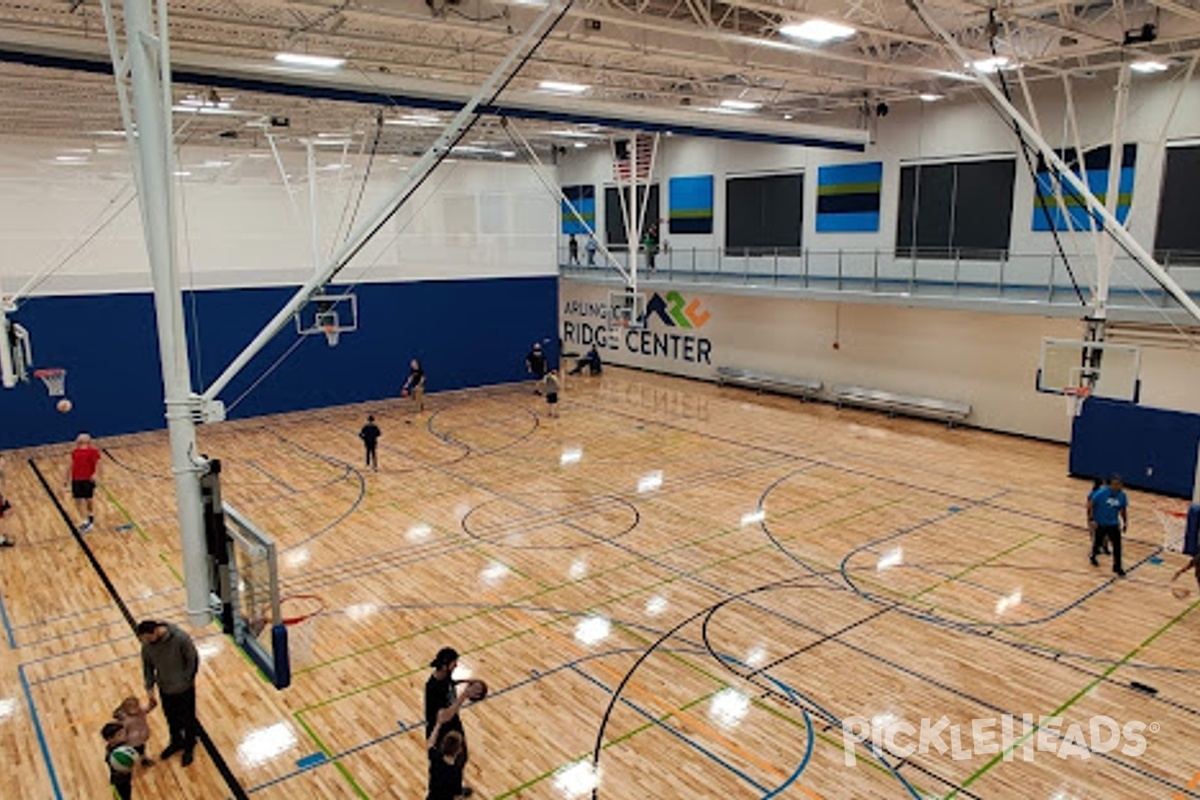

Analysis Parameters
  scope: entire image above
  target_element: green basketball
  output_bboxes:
[108,744,137,773]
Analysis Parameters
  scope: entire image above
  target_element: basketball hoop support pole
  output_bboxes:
[0,304,15,389]
[102,0,210,626]
[907,0,1200,327]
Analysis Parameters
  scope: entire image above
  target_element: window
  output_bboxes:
[604,185,660,250]
[896,158,1016,260]
[725,173,803,255]
[1155,144,1200,264]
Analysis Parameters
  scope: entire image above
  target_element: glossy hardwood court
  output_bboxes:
[1,368,1198,799]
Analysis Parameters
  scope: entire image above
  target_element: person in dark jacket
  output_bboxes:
[137,619,200,766]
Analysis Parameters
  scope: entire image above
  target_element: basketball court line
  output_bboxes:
[0,585,16,647]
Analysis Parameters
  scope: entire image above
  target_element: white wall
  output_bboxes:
[559,73,1200,293]
[561,279,1200,442]
[0,136,556,297]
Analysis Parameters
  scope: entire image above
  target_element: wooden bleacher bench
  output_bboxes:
[716,366,822,399]
[832,384,971,426]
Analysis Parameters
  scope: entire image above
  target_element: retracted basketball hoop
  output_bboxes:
[33,367,67,397]
[1063,385,1091,419]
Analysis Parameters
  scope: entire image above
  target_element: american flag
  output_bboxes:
[612,134,656,182]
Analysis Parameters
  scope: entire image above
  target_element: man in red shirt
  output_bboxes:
[64,433,101,532]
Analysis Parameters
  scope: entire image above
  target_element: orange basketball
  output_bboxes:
[56,398,72,413]
[465,679,488,701]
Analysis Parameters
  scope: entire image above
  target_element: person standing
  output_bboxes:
[64,433,102,532]
[525,343,547,394]
[585,234,597,266]
[360,415,381,472]
[425,647,473,795]
[101,722,135,800]
[402,358,427,413]
[544,370,561,418]
[0,468,15,547]
[567,234,579,265]
[137,619,199,766]
[1088,475,1128,576]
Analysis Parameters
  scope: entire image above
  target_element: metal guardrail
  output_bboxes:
[560,247,1200,309]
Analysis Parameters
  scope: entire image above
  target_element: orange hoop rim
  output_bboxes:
[1062,386,1092,397]
[277,593,325,626]
[33,368,66,378]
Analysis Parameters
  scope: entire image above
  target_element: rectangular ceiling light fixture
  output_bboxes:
[539,80,589,94]
[1130,59,1169,73]
[779,19,855,43]
[720,99,761,111]
[274,53,346,69]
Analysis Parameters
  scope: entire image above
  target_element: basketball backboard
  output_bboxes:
[295,293,358,346]
[221,502,290,689]
[609,288,646,328]
[1037,338,1141,402]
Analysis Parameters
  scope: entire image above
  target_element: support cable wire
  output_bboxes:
[986,11,1085,306]
[340,109,385,248]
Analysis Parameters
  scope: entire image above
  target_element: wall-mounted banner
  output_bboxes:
[669,175,715,234]
[816,162,882,233]
[562,184,596,235]
[1032,144,1136,231]
[562,289,714,365]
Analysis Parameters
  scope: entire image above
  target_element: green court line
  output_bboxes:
[946,595,1200,799]
[910,532,1043,600]
[158,552,184,585]
[101,485,150,543]
[294,710,370,799]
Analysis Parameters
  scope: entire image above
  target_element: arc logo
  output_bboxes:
[644,291,711,329]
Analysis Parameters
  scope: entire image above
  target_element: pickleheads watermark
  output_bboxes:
[841,714,1155,766]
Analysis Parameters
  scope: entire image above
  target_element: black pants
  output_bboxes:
[365,443,377,469]
[161,686,197,753]
[111,772,132,800]
[1092,524,1123,571]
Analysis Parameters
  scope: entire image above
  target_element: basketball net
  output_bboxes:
[1155,508,1187,554]
[33,367,67,397]
[322,324,340,347]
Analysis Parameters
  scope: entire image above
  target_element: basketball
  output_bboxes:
[465,679,488,701]
[108,744,138,773]
[401,389,409,397]
[56,398,72,413]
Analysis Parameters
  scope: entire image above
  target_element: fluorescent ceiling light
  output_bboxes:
[573,142,588,148]
[720,98,761,111]
[54,155,88,163]
[919,93,945,102]
[539,80,589,94]
[970,56,1010,73]
[549,129,605,139]
[274,52,346,69]
[780,19,856,43]
[1130,59,1168,73]
[171,104,241,116]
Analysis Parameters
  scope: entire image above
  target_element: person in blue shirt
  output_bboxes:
[1088,475,1128,576]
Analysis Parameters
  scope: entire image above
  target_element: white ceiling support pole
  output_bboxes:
[102,0,210,625]
[304,138,322,275]
[907,0,1200,326]
[1093,63,1131,325]
[503,121,632,284]
[265,132,307,238]
[201,1,571,405]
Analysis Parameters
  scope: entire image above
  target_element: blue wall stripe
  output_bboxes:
[817,162,883,186]
[0,47,865,152]
[815,210,881,233]
[0,276,558,450]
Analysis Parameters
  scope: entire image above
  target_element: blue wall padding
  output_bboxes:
[0,276,557,450]
[1069,397,1200,498]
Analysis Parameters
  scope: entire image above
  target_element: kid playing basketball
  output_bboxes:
[65,433,101,532]
[402,359,426,413]
[544,370,560,418]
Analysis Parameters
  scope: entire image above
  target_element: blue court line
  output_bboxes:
[567,663,770,794]
[0,587,16,648]
[18,664,63,800]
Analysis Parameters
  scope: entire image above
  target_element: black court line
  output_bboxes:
[27,458,250,800]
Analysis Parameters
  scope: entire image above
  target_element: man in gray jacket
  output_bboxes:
[137,619,200,766]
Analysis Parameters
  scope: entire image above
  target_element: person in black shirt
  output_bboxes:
[525,343,547,394]
[359,415,381,472]
[568,346,602,376]
[402,358,426,413]
[427,703,469,799]
[425,647,473,795]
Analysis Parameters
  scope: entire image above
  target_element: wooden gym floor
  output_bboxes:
[0,367,1197,799]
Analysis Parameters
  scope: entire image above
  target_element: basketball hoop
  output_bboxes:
[1156,508,1188,554]
[278,594,324,669]
[322,324,340,347]
[1063,385,1091,419]
[33,368,67,397]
